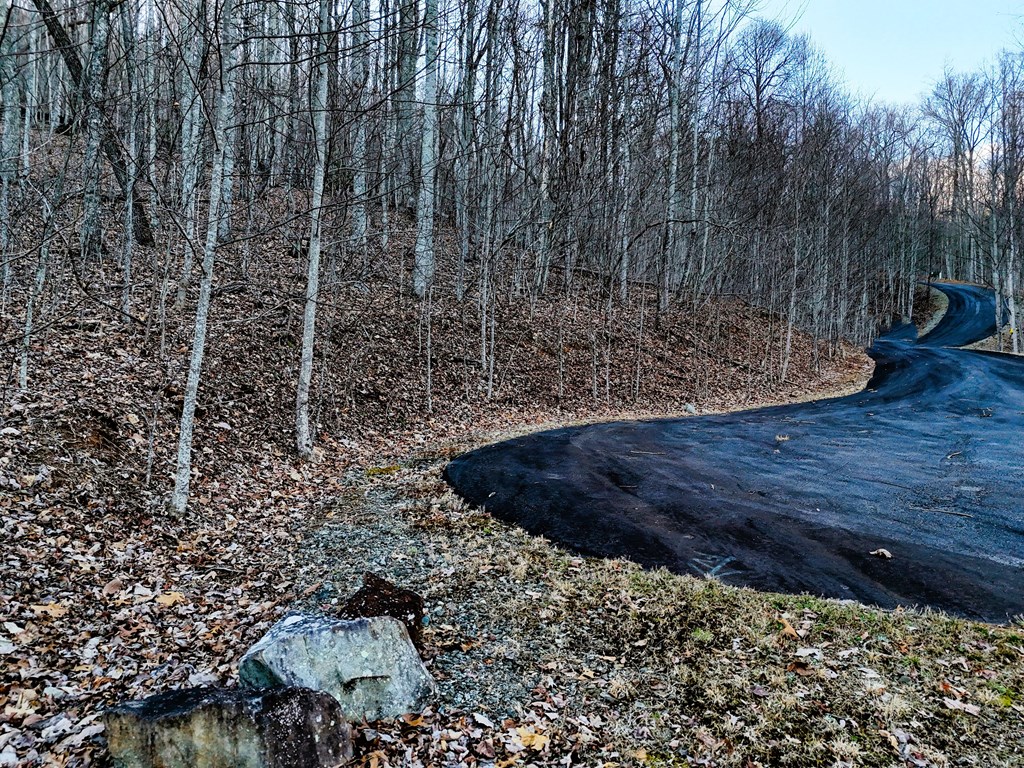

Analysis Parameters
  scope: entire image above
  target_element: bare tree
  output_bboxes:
[412,0,438,297]
[170,0,239,514]
[0,0,19,300]
[296,0,331,459]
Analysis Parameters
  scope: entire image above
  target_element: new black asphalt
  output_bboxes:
[444,284,1024,622]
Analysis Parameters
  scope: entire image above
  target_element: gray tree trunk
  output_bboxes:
[396,0,419,213]
[119,0,138,318]
[218,124,237,243]
[454,0,477,301]
[412,0,437,298]
[20,204,51,391]
[0,1,19,300]
[80,0,112,264]
[296,0,330,459]
[170,0,238,515]
[350,0,369,253]
[20,24,37,188]
[535,0,557,296]
[176,0,207,304]
[144,0,159,236]
[661,0,684,312]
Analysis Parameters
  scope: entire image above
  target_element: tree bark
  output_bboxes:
[412,0,437,297]
[170,0,238,515]
[0,0,18,299]
[295,0,330,459]
[350,0,369,254]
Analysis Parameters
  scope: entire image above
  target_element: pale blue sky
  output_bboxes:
[756,0,1024,105]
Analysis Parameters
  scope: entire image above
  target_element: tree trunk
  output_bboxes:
[661,0,684,312]
[79,0,112,263]
[20,203,52,391]
[119,0,138,318]
[20,23,37,188]
[0,0,18,300]
[350,0,369,254]
[535,0,557,297]
[176,0,207,303]
[412,0,437,297]
[170,0,238,515]
[296,0,330,459]
[454,0,477,301]
[396,0,419,213]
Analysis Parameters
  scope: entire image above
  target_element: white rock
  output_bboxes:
[239,614,436,721]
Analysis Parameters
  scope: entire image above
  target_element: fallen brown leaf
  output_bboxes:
[30,603,68,618]
[777,616,799,640]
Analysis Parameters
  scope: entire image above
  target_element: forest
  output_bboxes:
[1,0,1021,510]
[3,0,1024,765]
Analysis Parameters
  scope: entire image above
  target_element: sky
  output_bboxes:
[755,0,1024,106]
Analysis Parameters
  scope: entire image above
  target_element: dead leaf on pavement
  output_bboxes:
[517,728,550,751]
[155,592,187,607]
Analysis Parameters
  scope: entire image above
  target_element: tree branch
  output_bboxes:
[30,0,155,247]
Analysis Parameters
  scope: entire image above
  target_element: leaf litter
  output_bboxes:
[1,253,1019,767]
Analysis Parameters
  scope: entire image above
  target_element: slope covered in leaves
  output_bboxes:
[2,214,877,766]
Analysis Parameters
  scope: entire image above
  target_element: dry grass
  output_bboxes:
[296,439,1024,768]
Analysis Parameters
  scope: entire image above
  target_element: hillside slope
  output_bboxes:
[1,227,877,765]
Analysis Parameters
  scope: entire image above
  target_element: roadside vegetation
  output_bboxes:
[313,467,1024,768]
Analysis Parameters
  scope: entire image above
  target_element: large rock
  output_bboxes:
[339,573,426,648]
[239,613,435,721]
[104,686,352,768]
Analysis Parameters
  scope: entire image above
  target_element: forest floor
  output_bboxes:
[2,243,1022,768]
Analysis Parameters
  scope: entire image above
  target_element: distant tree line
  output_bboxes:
[1,0,1021,510]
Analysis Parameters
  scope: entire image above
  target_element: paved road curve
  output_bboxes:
[445,284,1024,622]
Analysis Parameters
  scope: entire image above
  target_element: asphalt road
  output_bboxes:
[444,283,1024,622]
